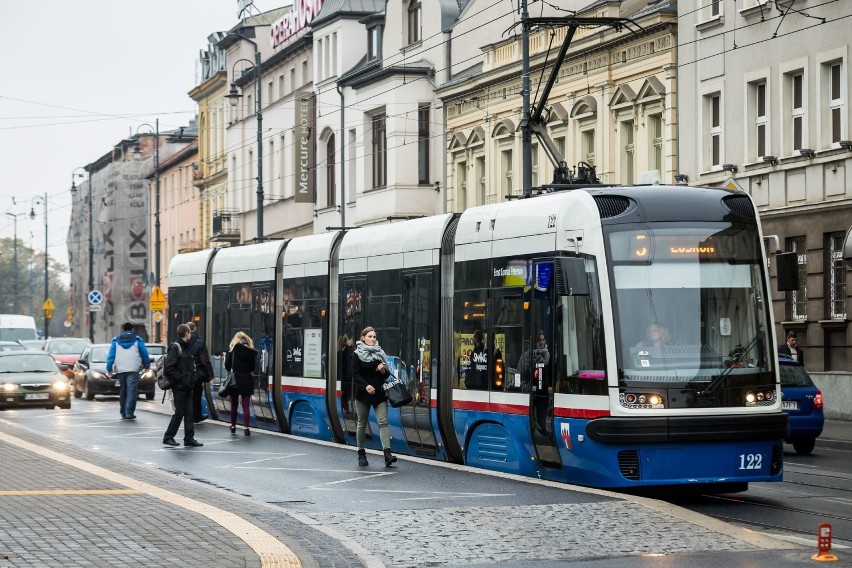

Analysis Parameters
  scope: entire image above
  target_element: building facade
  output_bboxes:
[678,0,851,370]
[438,0,678,212]
[189,32,231,248]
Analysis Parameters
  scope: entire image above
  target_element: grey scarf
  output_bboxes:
[355,341,388,365]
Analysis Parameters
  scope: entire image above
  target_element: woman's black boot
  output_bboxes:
[383,448,397,467]
[357,449,369,467]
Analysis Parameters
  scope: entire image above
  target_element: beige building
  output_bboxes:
[147,138,199,341]
[438,0,678,211]
[677,0,851,370]
[189,32,231,247]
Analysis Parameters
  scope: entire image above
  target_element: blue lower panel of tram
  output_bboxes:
[455,409,538,478]
[282,387,334,440]
[551,417,783,488]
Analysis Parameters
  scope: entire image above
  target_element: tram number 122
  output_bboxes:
[738,453,763,470]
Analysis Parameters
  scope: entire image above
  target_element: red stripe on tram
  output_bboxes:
[281,385,326,396]
[553,407,611,419]
[452,400,529,415]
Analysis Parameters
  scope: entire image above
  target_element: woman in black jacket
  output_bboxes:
[351,326,396,467]
[224,331,258,435]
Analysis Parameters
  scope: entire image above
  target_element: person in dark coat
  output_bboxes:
[163,324,202,447]
[225,331,258,435]
[186,321,214,423]
[777,330,804,366]
[351,326,396,467]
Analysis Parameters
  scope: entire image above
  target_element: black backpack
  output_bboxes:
[155,342,182,390]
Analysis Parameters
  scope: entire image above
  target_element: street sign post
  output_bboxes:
[149,286,166,312]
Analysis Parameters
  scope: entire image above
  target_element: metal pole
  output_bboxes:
[4,213,17,312]
[255,48,264,243]
[337,83,345,228]
[520,0,532,197]
[87,175,94,343]
[42,195,49,339]
[154,119,161,342]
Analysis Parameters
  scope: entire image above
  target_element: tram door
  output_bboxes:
[530,260,561,469]
[400,271,438,455]
[340,277,367,439]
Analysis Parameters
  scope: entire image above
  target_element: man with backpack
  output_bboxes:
[163,323,202,447]
[186,321,214,423]
[106,322,151,420]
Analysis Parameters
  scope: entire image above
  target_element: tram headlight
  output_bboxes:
[745,392,756,404]
[647,394,662,406]
[621,392,665,408]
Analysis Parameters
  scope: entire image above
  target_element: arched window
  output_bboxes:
[326,134,336,207]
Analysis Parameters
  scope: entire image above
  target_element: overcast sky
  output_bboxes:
[0,0,284,287]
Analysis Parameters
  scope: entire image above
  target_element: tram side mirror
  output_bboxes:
[775,252,799,291]
[557,257,590,296]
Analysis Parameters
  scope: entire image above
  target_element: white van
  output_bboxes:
[0,314,39,342]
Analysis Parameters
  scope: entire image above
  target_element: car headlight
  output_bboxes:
[142,369,154,380]
[52,380,70,391]
[91,371,106,380]
[2,383,17,392]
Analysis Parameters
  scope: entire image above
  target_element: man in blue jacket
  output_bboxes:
[107,322,151,420]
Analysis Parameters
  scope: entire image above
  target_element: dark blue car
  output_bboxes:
[778,356,824,455]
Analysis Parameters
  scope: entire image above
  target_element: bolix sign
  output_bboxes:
[271,0,324,48]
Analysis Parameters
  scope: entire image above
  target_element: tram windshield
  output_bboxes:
[607,222,776,409]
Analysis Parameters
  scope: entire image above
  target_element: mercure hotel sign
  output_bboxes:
[270,0,324,48]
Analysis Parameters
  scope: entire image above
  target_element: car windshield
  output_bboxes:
[48,339,90,354]
[90,347,110,363]
[0,343,25,352]
[779,364,813,387]
[0,355,58,373]
[147,345,166,357]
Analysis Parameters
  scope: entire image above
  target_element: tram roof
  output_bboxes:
[168,248,218,288]
[211,240,288,284]
[338,214,455,273]
[282,231,341,278]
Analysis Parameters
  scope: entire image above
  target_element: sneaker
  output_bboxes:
[125,415,137,420]
[163,438,179,446]
[184,439,203,447]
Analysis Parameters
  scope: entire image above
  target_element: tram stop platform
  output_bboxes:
[0,403,838,568]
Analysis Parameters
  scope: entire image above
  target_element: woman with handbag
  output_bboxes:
[352,326,397,467]
[224,331,258,435]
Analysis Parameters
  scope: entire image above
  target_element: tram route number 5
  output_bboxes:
[738,453,763,470]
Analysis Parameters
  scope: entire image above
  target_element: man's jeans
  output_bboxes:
[118,372,140,417]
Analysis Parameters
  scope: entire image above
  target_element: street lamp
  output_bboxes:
[134,122,162,342]
[226,46,264,243]
[70,167,88,339]
[4,212,22,312]
[29,194,49,339]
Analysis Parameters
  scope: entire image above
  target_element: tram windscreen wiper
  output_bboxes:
[701,329,763,396]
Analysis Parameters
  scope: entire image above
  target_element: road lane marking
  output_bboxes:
[0,489,141,496]
[0,431,301,568]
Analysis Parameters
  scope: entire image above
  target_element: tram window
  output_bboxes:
[455,289,488,390]
[555,261,607,396]
[283,276,329,378]
[492,291,527,391]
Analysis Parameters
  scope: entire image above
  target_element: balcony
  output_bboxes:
[210,209,241,244]
[178,239,203,254]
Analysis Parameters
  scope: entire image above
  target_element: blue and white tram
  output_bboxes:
[169,184,790,490]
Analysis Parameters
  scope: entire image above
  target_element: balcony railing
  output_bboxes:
[210,209,241,244]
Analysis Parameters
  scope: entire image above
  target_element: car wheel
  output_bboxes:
[84,379,95,401]
[145,392,155,400]
[793,438,816,455]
